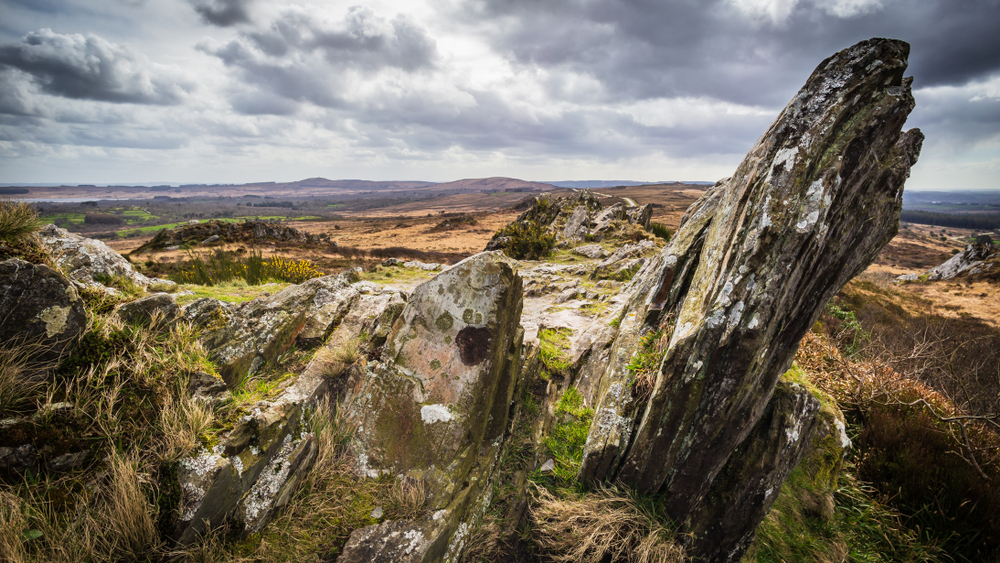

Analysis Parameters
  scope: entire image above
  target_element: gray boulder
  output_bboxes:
[573,244,607,259]
[37,224,175,291]
[922,242,997,281]
[562,206,591,240]
[114,293,180,326]
[0,258,86,360]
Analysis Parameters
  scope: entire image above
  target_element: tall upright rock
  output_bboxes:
[339,251,524,562]
[578,37,923,557]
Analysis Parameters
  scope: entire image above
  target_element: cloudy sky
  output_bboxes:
[0,0,997,189]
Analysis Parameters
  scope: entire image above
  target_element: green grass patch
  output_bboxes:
[174,280,291,306]
[538,327,573,376]
[40,212,85,225]
[540,387,594,484]
[359,264,435,286]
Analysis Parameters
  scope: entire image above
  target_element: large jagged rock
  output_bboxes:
[172,280,407,544]
[339,251,524,563]
[37,224,174,292]
[0,258,86,360]
[578,37,923,556]
[133,219,323,253]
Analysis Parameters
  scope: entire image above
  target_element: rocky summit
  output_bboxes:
[0,38,937,563]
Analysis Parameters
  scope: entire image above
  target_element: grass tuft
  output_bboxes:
[0,198,40,243]
[531,484,685,563]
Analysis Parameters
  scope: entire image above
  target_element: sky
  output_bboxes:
[0,0,998,190]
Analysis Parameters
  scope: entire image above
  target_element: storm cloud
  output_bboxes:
[0,28,188,106]
[189,0,254,27]
[0,0,997,187]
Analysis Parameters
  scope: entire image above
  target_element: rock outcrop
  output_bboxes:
[172,277,408,544]
[339,251,524,562]
[900,239,998,281]
[133,220,324,253]
[38,224,174,292]
[485,190,655,253]
[577,37,922,560]
[0,258,86,360]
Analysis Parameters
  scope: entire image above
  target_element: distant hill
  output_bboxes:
[545,180,671,189]
[432,177,555,193]
[246,178,438,191]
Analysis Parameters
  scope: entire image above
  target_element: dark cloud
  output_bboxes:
[190,0,253,27]
[452,0,1000,107]
[198,6,438,114]
[0,28,188,106]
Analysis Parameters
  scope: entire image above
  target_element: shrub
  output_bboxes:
[0,198,39,243]
[494,220,556,260]
[172,249,322,286]
[648,222,672,242]
[83,212,124,225]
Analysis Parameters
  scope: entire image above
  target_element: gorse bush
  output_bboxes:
[172,249,322,286]
[494,220,556,260]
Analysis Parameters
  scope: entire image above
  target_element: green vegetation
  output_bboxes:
[494,220,556,260]
[40,212,85,226]
[540,387,594,484]
[900,209,1000,231]
[0,199,41,242]
[648,222,672,241]
[172,249,323,286]
[538,327,573,377]
[174,280,292,306]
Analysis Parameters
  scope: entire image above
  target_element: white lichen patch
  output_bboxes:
[421,404,453,424]
[834,418,852,450]
[38,305,71,338]
[240,433,295,527]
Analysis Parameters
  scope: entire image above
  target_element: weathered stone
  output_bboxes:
[562,206,591,240]
[590,202,626,234]
[626,203,653,230]
[684,380,822,562]
[341,251,524,562]
[580,37,923,533]
[187,370,230,405]
[383,258,404,267]
[115,292,180,326]
[338,518,447,563]
[0,258,86,360]
[174,453,242,544]
[37,225,174,291]
[404,260,443,271]
[295,276,359,347]
[201,235,220,244]
[921,242,997,281]
[47,450,90,472]
[188,274,359,387]
[0,444,37,473]
[573,244,607,259]
[591,240,656,280]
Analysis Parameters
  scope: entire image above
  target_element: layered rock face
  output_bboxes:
[578,38,922,560]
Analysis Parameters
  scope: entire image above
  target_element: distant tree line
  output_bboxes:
[900,210,1000,231]
[247,201,296,208]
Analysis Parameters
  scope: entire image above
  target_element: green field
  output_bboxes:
[41,212,85,225]
[120,209,158,223]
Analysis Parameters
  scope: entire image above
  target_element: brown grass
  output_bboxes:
[530,485,685,563]
[0,198,39,242]
[0,342,49,416]
[159,394,215,462]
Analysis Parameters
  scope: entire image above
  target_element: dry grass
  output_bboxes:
[0,342,49,415]
[159,393,215,461]
[530,485,686,563]
[1,451,160,563]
